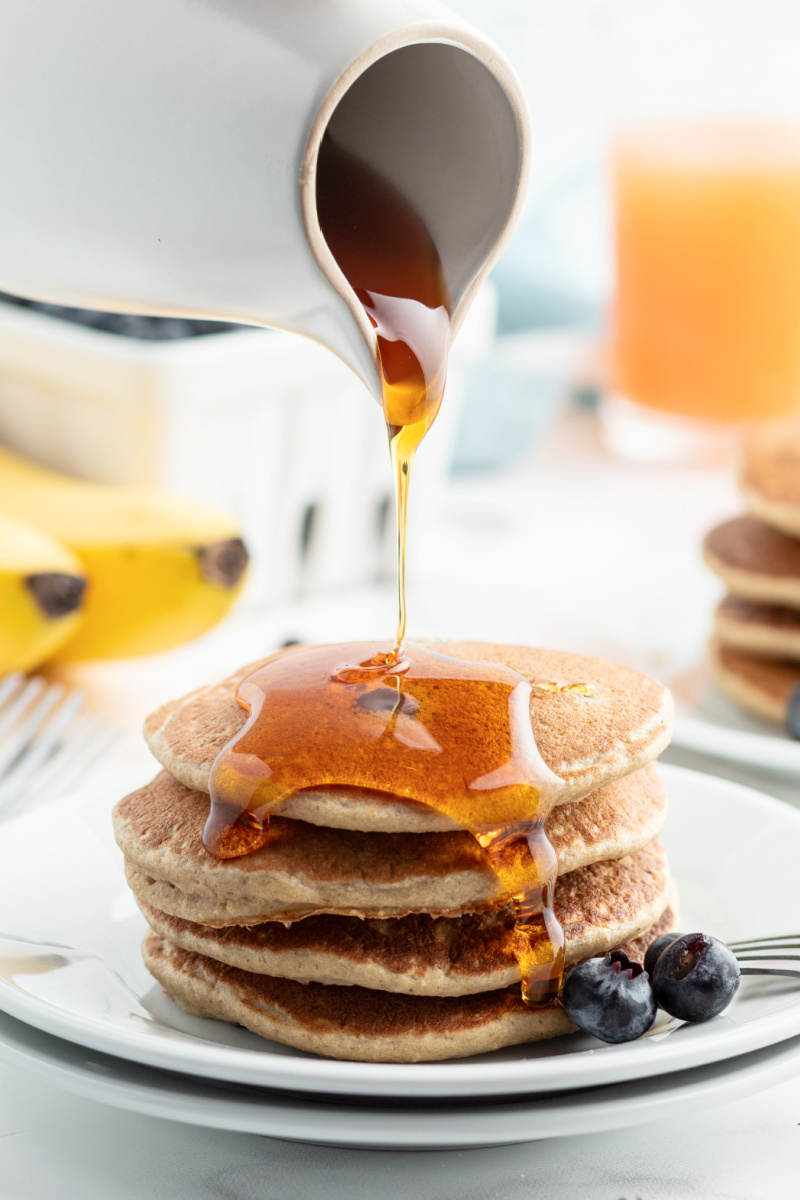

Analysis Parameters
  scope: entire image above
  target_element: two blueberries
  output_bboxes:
[562,932,740,1044]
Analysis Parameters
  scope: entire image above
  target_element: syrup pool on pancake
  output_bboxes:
[203,135,570,1006]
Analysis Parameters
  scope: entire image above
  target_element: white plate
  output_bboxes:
[0,764,799,1100]
[1,1007,799,1150]
[670,661,800,776]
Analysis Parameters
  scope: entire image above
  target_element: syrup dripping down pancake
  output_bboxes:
[142,901,678,1063]
[136,844,674,997]
[114,765,668,925]
[143,642,673,832]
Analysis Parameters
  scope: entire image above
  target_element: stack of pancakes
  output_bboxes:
[113,642,677,1062]
[704,420,800,730]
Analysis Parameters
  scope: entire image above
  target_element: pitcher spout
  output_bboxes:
[303,34,530,400]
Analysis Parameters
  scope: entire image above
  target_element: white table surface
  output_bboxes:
[3,405,798,1197]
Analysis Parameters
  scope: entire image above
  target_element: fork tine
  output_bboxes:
[19,712,100,801]
[24,714,119,805]
[0,672,25,708]
[739,968,800,979]
[735,953,800,962]
[728,934,800,948]
[0,717,118,821]
[0,675,117,822]
[0,678,63,775]
[0,675,44,743]
[730,935,800,982]
[0,689,83,809]
[47,724,120,802]
[734,941,800,948]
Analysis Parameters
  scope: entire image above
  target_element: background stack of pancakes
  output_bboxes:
[113,642,677,1062]
[704,421,800,731]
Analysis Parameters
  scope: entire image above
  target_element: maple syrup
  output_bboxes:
[203,136,567,1004]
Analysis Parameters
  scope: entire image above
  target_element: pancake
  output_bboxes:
[740,418,800,538]
[704,516,800,608]
[709,638,800,727]
[142,641,674,832]
[714,595,800,661]
[143,933,576,1061]
[142,899,677,1062]
[136,843,674,996]
[115,765,668,925]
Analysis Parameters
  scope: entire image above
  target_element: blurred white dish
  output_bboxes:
[670,660,800,776]
[0,765,799,1100]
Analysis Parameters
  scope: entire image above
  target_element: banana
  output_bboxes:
[0,445,248,661]
[0,513,87,672]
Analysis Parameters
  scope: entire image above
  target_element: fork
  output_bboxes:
[728,934,800,980]
[0,672,118,819]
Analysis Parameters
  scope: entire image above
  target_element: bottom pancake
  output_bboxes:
[143,905,677,1063]
[143,933,575,1062]
[136,842,674,997]
[709,638,800,727]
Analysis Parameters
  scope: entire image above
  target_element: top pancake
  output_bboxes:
[143,641,673,833]
[741,419,800,537]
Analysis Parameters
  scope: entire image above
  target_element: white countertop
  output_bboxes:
[2,405,798,1197]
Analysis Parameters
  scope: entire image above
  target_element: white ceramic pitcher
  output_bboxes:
[0,0,529,398]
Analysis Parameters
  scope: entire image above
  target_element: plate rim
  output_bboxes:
[670,659,800,774]
[1,763,800,1099]
[672,711,800,774]
[1,1006,799,1149]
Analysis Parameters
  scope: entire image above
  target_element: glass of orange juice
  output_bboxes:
[603,2,800,463]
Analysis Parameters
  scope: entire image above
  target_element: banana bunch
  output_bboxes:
[0,445,248,664]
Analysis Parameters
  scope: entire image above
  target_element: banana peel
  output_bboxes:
[0,513,87,671]
[0,445,249,661]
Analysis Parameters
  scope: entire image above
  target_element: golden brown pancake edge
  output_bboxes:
[134,842,674,996]
[114,767,668,925]
[740,418,800,537]
[715,595,800,661]
[142,903,677,1062]
[704,516,800,608]
[709,638,798,725]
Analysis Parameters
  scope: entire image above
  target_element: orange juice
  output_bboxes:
[613,119,800,422]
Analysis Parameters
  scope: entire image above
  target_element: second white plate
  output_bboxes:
[0,764,799,1099]
[1,1008,799,1149]
[670,660,800,775]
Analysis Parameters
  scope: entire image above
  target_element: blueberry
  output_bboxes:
[652,933,740,1023]
[644,932,684,977]
[562,950,657,1044]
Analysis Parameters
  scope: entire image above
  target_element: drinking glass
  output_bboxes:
[602,0,800,464]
